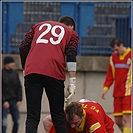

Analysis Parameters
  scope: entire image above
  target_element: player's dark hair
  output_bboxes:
[58,16,76,31]
[109,38,123,48]
[65,102,83,123]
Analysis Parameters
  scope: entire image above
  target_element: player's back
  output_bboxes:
[24,21,78,80]
[78,99,114,133]
[78,99,105,120]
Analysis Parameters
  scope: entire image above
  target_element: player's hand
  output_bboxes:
[3,101,10,109]
[65,84,76,106]
[101,90,107,99]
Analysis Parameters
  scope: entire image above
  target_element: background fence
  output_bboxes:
[2,2,131,55]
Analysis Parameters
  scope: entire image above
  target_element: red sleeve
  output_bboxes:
[104,115,114,133]
[103,56,114,89]
[103,65,114,88]
[87,114,106,133]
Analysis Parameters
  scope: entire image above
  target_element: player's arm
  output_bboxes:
[65,31,79,104]
[102,56,114,99]
[87,115,106,133]
[19,28,34,69]
[103,65,114,89]
[66,31,79,78]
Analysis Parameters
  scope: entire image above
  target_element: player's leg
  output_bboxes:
[24,74,44,133]
[113,97,123,132]
[122,95,132,133]
[2,106,8,133]
[114,116,123,132]
[43,115,53,133]
[9,100,20,133]
[44,76,68,133]
[123,114,131,133]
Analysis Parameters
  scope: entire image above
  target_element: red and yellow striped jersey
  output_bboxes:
[48,99,114,133]
[104,48,132,97]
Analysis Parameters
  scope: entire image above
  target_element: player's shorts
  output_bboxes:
[113,95,132,116]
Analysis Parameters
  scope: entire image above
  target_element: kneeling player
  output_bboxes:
[43,99,114,133]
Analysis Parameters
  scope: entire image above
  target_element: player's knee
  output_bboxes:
[43,115,50,128]
[123,114,131,124]
[43,115,52,133]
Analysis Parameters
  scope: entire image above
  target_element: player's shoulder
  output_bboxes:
[32,21,56,28]
[111,53,118,59]
[127,47,132,54]
[44,21,61,26]
[109,54,117,63]
[34,21,66,28]
[33,21,79,38]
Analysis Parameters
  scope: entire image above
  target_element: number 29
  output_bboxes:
[36,23,65,45]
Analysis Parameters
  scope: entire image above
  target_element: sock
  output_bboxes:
[123,127,131,133]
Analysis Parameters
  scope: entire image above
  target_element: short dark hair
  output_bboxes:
[4,56,15,65]
[58,16,76,31]
[65,102,83,123]
[109,38,124,48]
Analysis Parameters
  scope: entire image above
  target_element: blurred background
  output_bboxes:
[1,1,132,133]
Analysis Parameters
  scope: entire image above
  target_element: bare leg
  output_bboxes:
[43,115,53,133]
[123,114,131,133]
[114,116,123,132]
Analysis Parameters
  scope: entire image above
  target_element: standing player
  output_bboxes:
[101,38,132,133]
[43,99,114,133]
[19,16,79,133]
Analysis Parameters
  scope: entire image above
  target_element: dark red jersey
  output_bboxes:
[20,21,79,80]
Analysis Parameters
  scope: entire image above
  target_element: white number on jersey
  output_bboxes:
[36,23,65,45]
